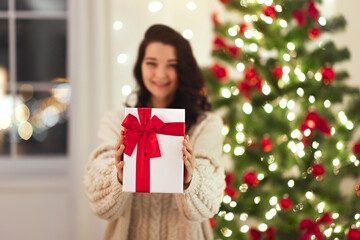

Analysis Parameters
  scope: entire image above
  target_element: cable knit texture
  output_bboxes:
[83,109,226,240]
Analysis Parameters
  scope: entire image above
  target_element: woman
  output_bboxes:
[84,24,225,240]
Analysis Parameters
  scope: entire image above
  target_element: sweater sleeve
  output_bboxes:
[175,113,226,222]
[83,111,132,221]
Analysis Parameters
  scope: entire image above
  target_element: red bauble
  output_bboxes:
[356,183,360,197]
[225,173,234,185]
[353,142,360,155]
[227,46,240,57]
[243,172,259,187]
[309,27,321,39]
[239,23,248,34]
[311,164,325,177]
[321,67,336,85]
[210,63,227,81]
[209,218,216,229]
[264,5,276,19]
[245,68,256,80]
[307,1,319,21]
[213,36,227,50]
[293,10,306,26]
[272,65,283,78]
[279,197,292,210]
[261,136,273,152]
[347,228,360,240]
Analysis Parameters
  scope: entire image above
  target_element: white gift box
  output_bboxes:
[122,108,185,193]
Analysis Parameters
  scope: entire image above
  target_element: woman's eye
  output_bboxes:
[146,62,156,66]
[168,64,177,68]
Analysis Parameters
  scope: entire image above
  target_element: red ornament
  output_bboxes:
[261,136,273,152]
[245,68,256,79]
[243,172,259,187]
[309,27,321,39]
[293,10,306,26]
[239,23,248,34]
[300,111,332,145]
[227,46,240,57]
[353,142,360,155]
[347,228,360,240]
[272,65,283,79]
[299,212,332,240]
[249,226,275,240]
[264,5,276,19]
[356,183,360,197]
[307,1,319,21]
[213,36,227,50]
[279,197,292,210]
[321,66,336,85]
[311,164,325,177]
[225,173,238,198]
[210,63,227,82]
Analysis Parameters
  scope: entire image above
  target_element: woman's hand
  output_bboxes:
[114,130,125,184]
[182,135,196,189]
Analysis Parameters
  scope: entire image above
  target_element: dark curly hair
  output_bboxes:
[129,24,211,132]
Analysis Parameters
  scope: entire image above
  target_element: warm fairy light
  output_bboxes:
[222,126,229,136]
[252,15,259,22]
[297,88,304,96]
[225,212,234,221]
[346,121,354,130]
[336,142,343,150]
[230,201,237,207]
[287,100,295,109]
[234,146,245,156]
[240,213,248,221]
[355,160,360,167]
[221,88,231,98]
[264,104,273,113]
[254,196,261,204]
[265,208,277,220]
[309,96,315,103]
[113,21,123,31]
[117,54,128,64]
[332,213,339,219]
[235,38,244,48]
[262,83,271,95]
[263,16,273,24]
[243,103,253,115]
[287,42,295,51]
[279,19,287,28]
[334,226,342,233]
[223,195,231,203]
[317,202,325,213]
[259,223,268,231]
[244,30,253,39]
[324,228,333,237]
[228,27,238,37]
[186,1,197,11]
[240,225,249,233]
[314,150,322,159]
[324,100,331,108]
[269,163,277,171]
[183,29,194,39]
[240,184,248,192]
[298,73,306,82]
[288,179,295,188]
[18,121,33,140]
[288,141,297,153]
[304,129,312,137]
[287,112,295,121]
[315,72,322,81]
[269,196,278,205]
[256,174,265,182]
[244,14,252,23]
[305,191,314,199]
[282,66,290,74]
[148,1,163,12]
[350,155,357,163]
[264,0,273,6]
[338,111,347,123]
[249,43,258,52]
[279,99,287,109]
[275,5,282,12]
[218,211,226,217]
[221,227,232,237]
[236,62,245,71]
[331,127,335,135]
[223,144,231,152]
[236,123,244,131]
[319,17,326,26]
[283,53,290,61]
[291,129,300,139]
[15,104,30,123]
[355,213,360,220]
[121,85,132,96]
[312,141,319,149]
[236,132,245,142]
[282,74,290,82]
[231,86,239,95]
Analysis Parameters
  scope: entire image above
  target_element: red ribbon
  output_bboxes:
[249,226,275,240]
[121,108,185,192]
[299,212,332,240]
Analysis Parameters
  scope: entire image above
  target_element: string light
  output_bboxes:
[221,88,231,98]
[236,62,245,71]
[117,54,128,64]
[309,96,315,103]
[182,29,194,39]
[239,184,248,192]
[312,141,319,149]
[234,146,245,155]
[317,202,325,213]
[269,196,278,205]
[314,150,322,159]
[262,83,271,95]
[240,213,248,221]
[319,17,326,26]
[223,144,231,152]
[346,121,354,130]
[258,223,268,231]
[113,21,123,31]
[225,212,234,221]
[186,1,197,11]
[257,173,264,180]
[228,27,238,37]
[297,72,306,82]
[254,196,261,204]
[230,201,237,207]
[324,100,331,108]
[279,99,287,109]
[336,142,343,150]
[249,43,258,52]
[283,66,290,74]
[283,53,290,61]
[222,125,229,135]
[288,179,295,188]
[287,112,295,121]
[287,42,295,51]
[296,88,304,96]
[236,123,244,131]
[121,85,132,96]
[221,227,232,237]
[305,191,313,199]
[324,228,333,238]
[243,103,253,115]
[350,155,357,163]
[223,195,232,204]
[240,225,249,233]
[244,30,253,39]
[236,132,245,143]
[275,5,282,12]
[334,226,342,233]
[332,213,339,219]
[291,129,301,139]
[244,15,252,23]
[264,103,273,113]
[269,163,277,171]
[279,19,288,28]
[282,74,290,83]
[287,100,295,109]
[315,72,322,81]
[231,86,239,95]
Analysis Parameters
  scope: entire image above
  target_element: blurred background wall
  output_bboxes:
[0,0,358,239]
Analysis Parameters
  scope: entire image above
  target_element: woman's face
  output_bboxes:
[141,42,178,108]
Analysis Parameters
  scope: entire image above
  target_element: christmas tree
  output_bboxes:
[203,0,360,239]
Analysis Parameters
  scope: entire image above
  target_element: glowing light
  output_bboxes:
[288,179,295,188]
[244,15,252,23]
[230,201,237,207]
[332,158,340,167]
[291,129,300,139]
[297,88,304,96]
[263,16,273,24]
[319,17,326,26]
[249,43,258,52]
[222,126,229,135]
[254,196,261,204]
[121,85,132,96]
[269,196,278,205]
[346,121,354,130]
[258,223,268,232]
[42,106,60,128]
[332,213,339,219]
[336,142,343,150]
[338,111,347,124]
[324,228,333,237]
[334,226,342,233]
[186,1,197,11]
[223,195,231,204]
[279,19,287,28]
[236,62,245,72]
[287,42,295,51]
[243,103,253,115]
[221,88,231,98]
[283,53,290,61]
[224,212,234,221]
[228,27,237,37]
[117,54,128,64]
[262,83,271,95]
[113,21,123,31]
[52,84,71,104]
[269,163,277,171]
[283,66,290,74]
[221,227,232,237]
[309,96,315,103]
[182,29,194,39]
[244,30,253,39]
[235,38,244,48]
[288,141,297,153]
[287,100,295,109]
[257,173,264,180]
[282,74,289,82]
[240,213,248,221]
[315,72,322,81]
[314,150,322,159]
[304,129,312,137]
[223,144,231,153]
[239,184,248,192]
[264,104,273,113]
[231,86,239,95]
[275,5,282,12]
[234,146,245,156]
[18,121,33,140]
[236,123,244,131]
[148,1,163,12]
[317,202,325,213]
[350,155,357,163]
[279,99,287,109]
[240,225,249,233]
[355,213,360,220]
[287,112,295,121]
[236,132,245,142]
[305,191,313,199]
[312,141,319,149]
[15,104,30,123]
[298,73,306,82]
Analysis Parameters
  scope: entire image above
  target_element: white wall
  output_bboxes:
[0,1,358,240]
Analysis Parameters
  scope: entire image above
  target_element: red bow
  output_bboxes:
[299,212,332,240]
[121,108,185,192]
[300,112,331,145]
[249,226,275,240]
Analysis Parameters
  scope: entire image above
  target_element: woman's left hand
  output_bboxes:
[182,135,196,189]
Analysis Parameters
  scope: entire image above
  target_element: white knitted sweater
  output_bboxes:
[83,110,225,240]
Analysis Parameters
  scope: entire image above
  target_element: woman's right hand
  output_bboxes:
[114,130,125,184]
